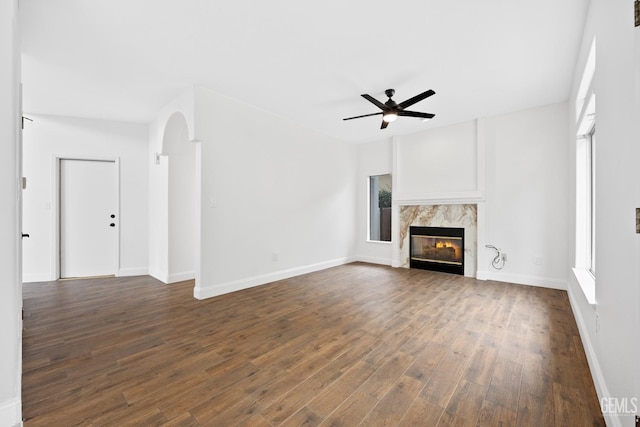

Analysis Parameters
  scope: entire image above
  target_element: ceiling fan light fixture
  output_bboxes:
[383,112,398,122]
[343,88,435,129]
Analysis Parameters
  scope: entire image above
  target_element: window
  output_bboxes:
[369,174,392,242]
[576,96,595,275]
[573,39,596,303]
[586,127,596,275]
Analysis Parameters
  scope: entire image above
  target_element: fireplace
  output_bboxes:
[409,226,465,275]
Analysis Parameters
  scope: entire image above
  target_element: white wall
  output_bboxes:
[147,120,168,282]
[395,120,478,199]
[22,114,149,281]
[483,103,570,288]
[0,0,22,424]
[356,104,570,290]
[193,87,357,299]
[166,113,196,283]
[567,1,640,426]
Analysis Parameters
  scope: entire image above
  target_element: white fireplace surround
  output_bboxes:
[389,123,487,278]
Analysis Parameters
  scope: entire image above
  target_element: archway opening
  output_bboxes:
[162,112,196,282]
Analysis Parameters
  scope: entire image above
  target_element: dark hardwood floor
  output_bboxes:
[22,263,605,426]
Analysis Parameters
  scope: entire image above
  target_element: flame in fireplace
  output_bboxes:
[435,241,454,249]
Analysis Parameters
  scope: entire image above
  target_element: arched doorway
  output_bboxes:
[162,112,196,282]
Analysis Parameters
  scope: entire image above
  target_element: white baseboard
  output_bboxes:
[24,267,150,283]
[194,256,356,300]
[22,273,54,283]
[0,397,22,427]
[567,285,617,427]
[476,270,567,290]
[148,268,168,284]
[167,271,195,284]
[117,267,148,277]
[356,256,392,266]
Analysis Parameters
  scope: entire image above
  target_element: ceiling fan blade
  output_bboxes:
[361,94,388,110]
[343,112,383,121]
[398,110,436,119]
[397,89,435,109]
[380,120,389,130]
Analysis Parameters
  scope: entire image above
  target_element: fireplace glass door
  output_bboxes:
[410,226,464,275]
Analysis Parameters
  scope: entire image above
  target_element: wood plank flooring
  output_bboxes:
[22,263,605,426]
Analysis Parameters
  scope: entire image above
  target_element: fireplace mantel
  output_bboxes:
[392,190,484,206]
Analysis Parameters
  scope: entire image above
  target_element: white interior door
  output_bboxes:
[60,159,118,278]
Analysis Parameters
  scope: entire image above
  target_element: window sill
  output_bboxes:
[366,240,392,244]
[572,267,596,305]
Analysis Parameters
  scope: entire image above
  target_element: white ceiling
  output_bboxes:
[20,0,589,143]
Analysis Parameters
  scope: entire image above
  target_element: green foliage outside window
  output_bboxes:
[379,189,392,208]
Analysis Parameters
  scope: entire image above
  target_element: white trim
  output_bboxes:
[356,255,392,266]
[392,136,400,195]
[476,270,567,290]
[393,190,485,206]
[25,267,152,281]
[51,156,59,279]
[572,267,596,305]
[22,273,54,283]
[567,285,616,427]
[117,267,149,277]
[391,137,401,269]
[53,155,121,280]
[193,257,356,300]
[148,268,169,284]
[193,140,202,290]
[167,271,196,284]
[365,240,392,245]
[476,201,487,281]
[476,118,486,194]
[0,397,22,427]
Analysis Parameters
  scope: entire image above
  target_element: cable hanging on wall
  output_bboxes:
[485,244,506,270]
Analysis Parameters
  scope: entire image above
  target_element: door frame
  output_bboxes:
[52,155,121,279]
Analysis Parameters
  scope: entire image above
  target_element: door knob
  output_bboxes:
[22,233,30,238]
[109,223,115,227]
[110,214,115,218]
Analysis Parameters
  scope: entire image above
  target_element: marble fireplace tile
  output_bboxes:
[399,204,477,276]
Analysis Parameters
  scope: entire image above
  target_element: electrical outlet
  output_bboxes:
[533,256,542,266]
[501,253,507,262]
[272,251,279,261]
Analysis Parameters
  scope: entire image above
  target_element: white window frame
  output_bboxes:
[585,126,596,276]
[367,174,392,243]
[573,39,596,304]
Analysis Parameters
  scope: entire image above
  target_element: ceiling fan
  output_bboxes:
[343,88,436,129]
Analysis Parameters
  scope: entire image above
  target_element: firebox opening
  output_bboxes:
[410,226,465,275]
